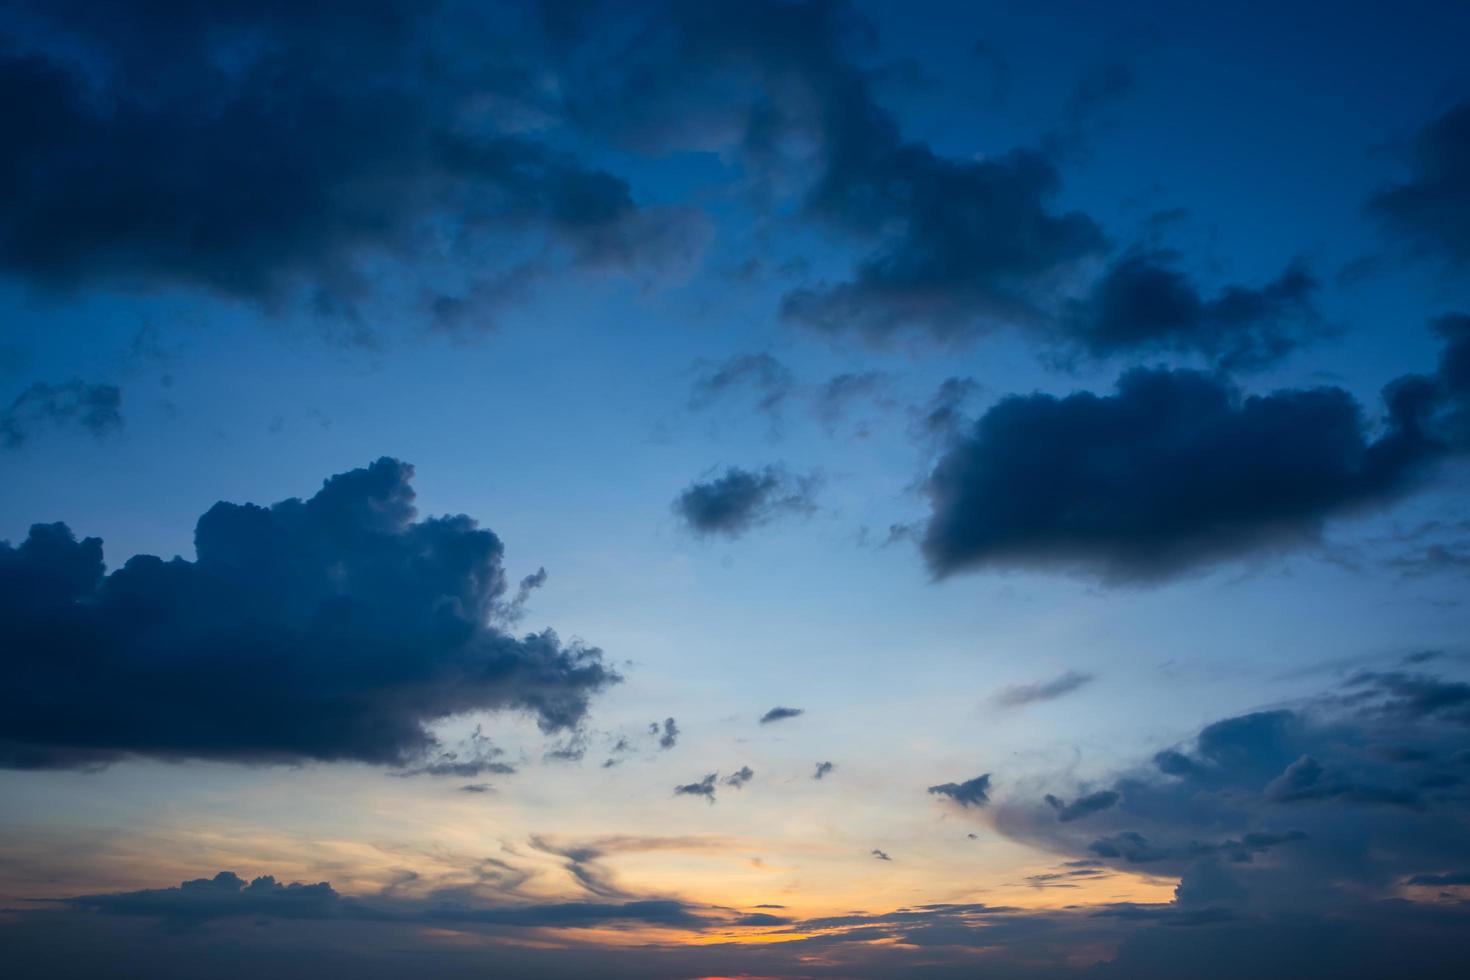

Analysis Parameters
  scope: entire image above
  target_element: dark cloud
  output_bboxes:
[554,0,1106,347]
[52,867,703,931]
[1045,790,1121,823]
[759,706,804,725]
[781,144,1106,344]
[992,666,1470,913]
[922,321,1470,582]
[1367,99,1470,265]
[0,1,704,317]
[673,773,717,802]
[0,458,617,769]
[994,671,1095,708]
[673,466,818,538]
[723,765,754,789]
[2,379,122,448]
[928,773,992,808]
[871,848,892,861]
[655,717,679,749]
[813,760,835,780]
[1064,251,1323,370]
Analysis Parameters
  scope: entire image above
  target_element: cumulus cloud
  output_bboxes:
[1367,99,1470,265]
[928,774,992,808]
[922,320,1470,582]
[994,671,1095,708]
[0,458,617,769]
[673,466,818,538]
[2,380,122,448]
[654,717,679,749]
[813,760,835,780]
[759,706,804,725]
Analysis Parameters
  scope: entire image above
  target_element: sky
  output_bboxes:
[2,1,1470,977]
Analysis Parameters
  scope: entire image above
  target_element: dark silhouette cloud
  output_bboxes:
[53,868,704,931]
[673,773,717,802]
[655,717,679,749]
[870,848,892,861]
[922,321,1470,582]
[813,760,835,780]
[0,1,704,315]
[928,773,992,808]
[0,458,617,769]
[2,379,122,448]
[759,706,804,725]
[1367,99,1470,265]
[723,766,754,789]
[994,671,1095,707]
[1064,251,1323,370]
[673,466,818,538]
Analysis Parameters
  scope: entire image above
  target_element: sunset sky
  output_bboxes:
[3,2,1470,978]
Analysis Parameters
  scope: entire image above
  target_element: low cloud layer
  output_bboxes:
[0,458,616,769]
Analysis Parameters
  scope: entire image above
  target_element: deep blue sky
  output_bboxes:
[3,2,1470,978]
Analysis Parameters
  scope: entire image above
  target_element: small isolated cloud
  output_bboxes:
[760,706,805,725]
[871,849,892,861]
[655,717,679,749]
[674,465,818,538]
[723,766,754,789]
[674,773,717,802]
[929,774,993,808]
[993,671,1095,708]
[813,760,835,780]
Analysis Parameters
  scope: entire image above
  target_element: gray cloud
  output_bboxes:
[994,671,1096,708]
[759,706,804,725]
[674,466,818,538]
[928,774,992,808]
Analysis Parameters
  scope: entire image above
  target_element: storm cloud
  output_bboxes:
[0,458,617,769]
